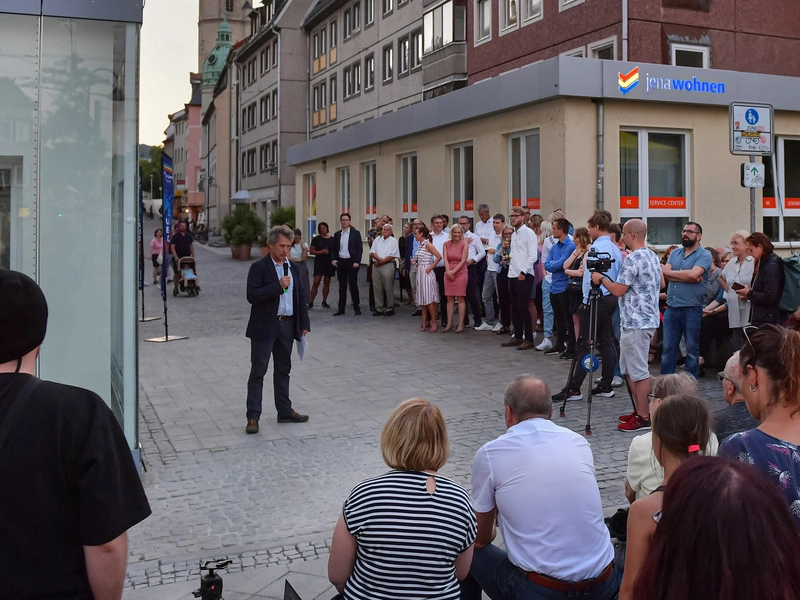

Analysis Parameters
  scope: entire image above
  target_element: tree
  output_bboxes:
[140,145,164,198]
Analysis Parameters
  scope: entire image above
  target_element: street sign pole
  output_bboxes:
[730,103,773,234]
[750,154,756,232]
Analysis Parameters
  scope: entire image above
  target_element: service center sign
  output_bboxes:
[730,103,773,156]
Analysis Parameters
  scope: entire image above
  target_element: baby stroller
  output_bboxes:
[174,257,199,297]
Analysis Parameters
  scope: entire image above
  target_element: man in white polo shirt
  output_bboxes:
[369,223,400,316]
[460,375,619,600]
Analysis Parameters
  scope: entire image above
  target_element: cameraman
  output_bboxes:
[552,211,622,403]
[591,219,663,431]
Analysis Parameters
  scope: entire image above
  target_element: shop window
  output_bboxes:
[619,129,690,245]
[671,43,709,68]
[763,138,800,242]
[364,161,377,231]
[401,153,418,223]
[451,143,474,215]
[423,1,465,54]
[338,166,351,215]
[508,130,540,212]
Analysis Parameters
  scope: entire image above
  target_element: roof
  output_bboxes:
[299,0,339,30]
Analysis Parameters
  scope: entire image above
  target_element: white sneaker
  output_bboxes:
[474,322,494,331]
[611,375,625,388]
[492,322,503,332]
[535,338,553,352]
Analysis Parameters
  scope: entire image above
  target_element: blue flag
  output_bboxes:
[161,153,174,303]
[138,166,144,292]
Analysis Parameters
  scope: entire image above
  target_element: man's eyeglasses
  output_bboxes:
[647,393,657,403]
[681,229,700,235]
[717,371,739,392]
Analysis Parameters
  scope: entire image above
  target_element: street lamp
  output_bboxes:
[150,174,154,197]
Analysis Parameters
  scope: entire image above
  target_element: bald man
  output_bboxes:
[591,219,663,432]
[713,352,759,441]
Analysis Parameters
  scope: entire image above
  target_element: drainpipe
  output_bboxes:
[266,21,282,211]
[622,0,628,61]
[595,99,605,210]
[306,30,311,140]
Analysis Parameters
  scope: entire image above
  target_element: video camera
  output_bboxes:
[586,248,615,274]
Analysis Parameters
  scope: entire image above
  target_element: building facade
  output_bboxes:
[199,0,251,72]
[0,0,143,453]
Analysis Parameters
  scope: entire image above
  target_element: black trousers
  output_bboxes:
[434,266,446,324]
[550,290,575,352]
[509,273,534,341]
[496,268,512,328]
[569,293,618,389]
[466,262,485,326]
[337,262,360,311]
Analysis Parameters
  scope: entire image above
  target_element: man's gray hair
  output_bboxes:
[724,351,741,392]
[504,375,552,419]
[382,223,393,230]
[478,204,489,212]
[268,225,294,245]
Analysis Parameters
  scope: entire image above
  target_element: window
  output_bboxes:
[451,143,474,215]
[260,96,268,122]
[364,161,377,231]
[411,29,423,69]
[563,47,586,57]
[313,32,321,59]
[344,9,353,38]
[365,54,375,90]
[304,173,317,237]
[271,140,278,169]
[343,66,352,98]
[382,45,393,81]
[501,0,517,30]
[383,0,393,15]
[260,49,267,74]
[226,0,234,11]
[589,37,616,60]
[365,0,375,24]
[330,75,338,107]
[509,130,540,212]
[272,40,278,67]
[271,89,278,118]
[423,1,465,54]
[338,167,351,214]
[522,0,542,23]
[320,82,327,109]
[313,85,321,112]
[619,129,690,245]
[671,43,709,68]
[763,138,800,242]
[265,46,271,70]
[397,37,409,75]
[246,149,256,175]
[353,62,361,94]
[265,94,271,121]
[260,144,269,171]
[476,0,491,42]
[400,153,418,221]
[559,0,585,10]
[353,3,361,31]
[330,20,338,63]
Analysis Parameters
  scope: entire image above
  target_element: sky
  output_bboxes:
[139,0,200,147]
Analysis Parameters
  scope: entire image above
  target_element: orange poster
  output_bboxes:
[648,197,686,210]
[620,196,639,210]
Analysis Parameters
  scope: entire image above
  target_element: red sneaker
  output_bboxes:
[618,416,652,432]
[618,411,638,423]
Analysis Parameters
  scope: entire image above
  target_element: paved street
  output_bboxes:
[126,240,725,599]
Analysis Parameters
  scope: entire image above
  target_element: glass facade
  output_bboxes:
[0,6,141,450]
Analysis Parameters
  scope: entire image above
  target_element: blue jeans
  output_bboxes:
[460,545,620,600]
[660,306,702,378]
[542,278,553,338]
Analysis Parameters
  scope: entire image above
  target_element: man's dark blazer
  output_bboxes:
[332,227,363,266]
[403,232,416,273]
[246,257,310,341]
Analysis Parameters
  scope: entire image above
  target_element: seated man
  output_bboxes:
[713,352,759,441]
[461,375,619,600]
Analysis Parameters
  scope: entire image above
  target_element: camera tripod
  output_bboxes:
[192,559,232,600]
[559,282,604,435]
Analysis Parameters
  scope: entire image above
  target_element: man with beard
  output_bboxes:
[660,222,712,378]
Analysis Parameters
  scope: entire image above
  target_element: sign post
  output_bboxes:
[730,103,773,232]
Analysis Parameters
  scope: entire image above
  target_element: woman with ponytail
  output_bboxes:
[719,324,800,531]
[619,394,711,600]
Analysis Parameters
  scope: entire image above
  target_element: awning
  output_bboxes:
[230,190,250,204]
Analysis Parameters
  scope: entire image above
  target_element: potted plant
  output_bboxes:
[258,232,270,258]
[221,205,265,261]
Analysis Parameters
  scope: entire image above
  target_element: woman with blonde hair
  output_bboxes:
[442,224,469,332]
[328,399,476,600]
[714,230,753,349]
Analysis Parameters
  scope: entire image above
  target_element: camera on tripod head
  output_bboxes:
[586,249,615,274]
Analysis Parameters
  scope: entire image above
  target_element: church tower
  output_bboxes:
[198,0,250,72]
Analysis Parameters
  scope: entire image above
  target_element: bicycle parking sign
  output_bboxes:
[730,102,773,156]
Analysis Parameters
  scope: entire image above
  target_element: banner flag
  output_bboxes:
[161,153,174,304]
[138,166,144,292]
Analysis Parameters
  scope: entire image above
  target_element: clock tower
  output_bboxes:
[198,0,250,71]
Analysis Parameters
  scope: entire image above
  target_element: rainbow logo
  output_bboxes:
[618,67,639,95]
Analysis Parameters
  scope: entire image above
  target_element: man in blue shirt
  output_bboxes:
[553,212,622,402]
[660,222,712,378]
[544,218,576,358]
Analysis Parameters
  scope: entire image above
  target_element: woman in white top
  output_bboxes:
[719,230,754,350]
[289,228,310,286]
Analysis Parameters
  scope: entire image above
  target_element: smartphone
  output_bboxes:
[731,282,744,291]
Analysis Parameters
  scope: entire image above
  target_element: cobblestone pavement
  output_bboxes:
[127,242,726,598]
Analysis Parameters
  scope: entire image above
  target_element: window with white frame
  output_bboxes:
[451,143,474,216]
[313,85,321,112]
[476,0,491,42]
[365,0,375,25]
[619,129,690,245]
[398,37,409,75]
[763,138,800,242]
[344,9,353,38]
[500,0,517,31]
[411,29,423,69]
[383,0,393,15]
[559,0,585,11]
[671,43,709,68]
[423,1,465,54]
[343,66,352,98]
[260,144,269,171]
[364,161,377,231]
[330,76,337,111]
[521,0,542,23]
[353,61,362,94]
[265,45,271,70]
[271,89,278,118]
[400,153,418,222]
[589,37,616,60]
[365,54,375,90]
[508,130,540,212]
[272,40,278,66]
[320,81,327,109]
[338,166,351,215]
[353,3,361,31]
[260,96,268,122]
[304,173,317,237]
[562,47,586,57]
[382,45,393,81]
[330,20,338,50]
[265,94,271,121]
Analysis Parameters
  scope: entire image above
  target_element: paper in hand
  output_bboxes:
[296,336,308,361]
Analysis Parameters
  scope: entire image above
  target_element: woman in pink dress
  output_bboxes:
[442,224,469,333]
[413,225,442,332]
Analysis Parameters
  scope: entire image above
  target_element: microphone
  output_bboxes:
[283,262,289,293]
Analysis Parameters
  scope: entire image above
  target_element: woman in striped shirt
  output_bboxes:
[328,399,477,600]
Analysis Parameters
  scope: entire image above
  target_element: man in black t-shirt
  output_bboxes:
[170,219,200,291]
[0,269,151,599]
